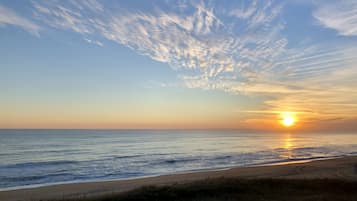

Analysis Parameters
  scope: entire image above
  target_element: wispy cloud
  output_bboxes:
[313,0,357,36]
[32,1,94,34]
[6,0,357,127]
[228,1,258,19]
[0,5,40,36]
[83,38,103,46]
[31,0,286,86]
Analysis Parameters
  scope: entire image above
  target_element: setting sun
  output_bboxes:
[280,113,296,127]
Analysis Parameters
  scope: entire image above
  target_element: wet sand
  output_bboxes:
[1,156,357,201]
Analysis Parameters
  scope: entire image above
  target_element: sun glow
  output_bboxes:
[280,112,296,127]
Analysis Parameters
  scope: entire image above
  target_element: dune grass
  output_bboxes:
[59,178,357,201]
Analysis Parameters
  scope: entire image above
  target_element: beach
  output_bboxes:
[1,156,357,201]
[2,0,357,200]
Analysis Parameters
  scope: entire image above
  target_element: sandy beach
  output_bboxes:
[1,156,357,201]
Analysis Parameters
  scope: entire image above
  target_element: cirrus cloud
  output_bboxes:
[0,5,40,36]
[313,0,357,36]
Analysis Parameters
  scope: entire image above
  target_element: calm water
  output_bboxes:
[1,129,357,189]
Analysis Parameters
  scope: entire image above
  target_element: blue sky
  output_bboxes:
[1,0,357,130]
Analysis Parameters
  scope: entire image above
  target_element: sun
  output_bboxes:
[280,112,296,127]
[282,116,295,127]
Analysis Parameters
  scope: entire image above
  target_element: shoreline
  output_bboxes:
[0,155,344,192]
[1,155,357,201]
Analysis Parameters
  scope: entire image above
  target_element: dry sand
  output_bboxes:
[1,156,357,201]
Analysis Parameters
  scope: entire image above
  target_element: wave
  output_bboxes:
[213,155,232,160]
[250,155,348,167]
[1,160,78,169]
[102,172,143,178]
[109,153,178,160]
[1,175,47,182]
[1,173,75,182]
[112,155,146,159]
[161,158,199,165]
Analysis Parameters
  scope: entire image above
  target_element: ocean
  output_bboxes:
[1,129,357,190]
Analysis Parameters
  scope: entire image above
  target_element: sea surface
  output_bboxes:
[1,129,357,190]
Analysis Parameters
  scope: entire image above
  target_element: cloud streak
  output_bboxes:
[83,38,103,46]
[0,5,40,36]
[313,0,357,36]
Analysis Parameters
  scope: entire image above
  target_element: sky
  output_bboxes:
[1,0,357,131]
